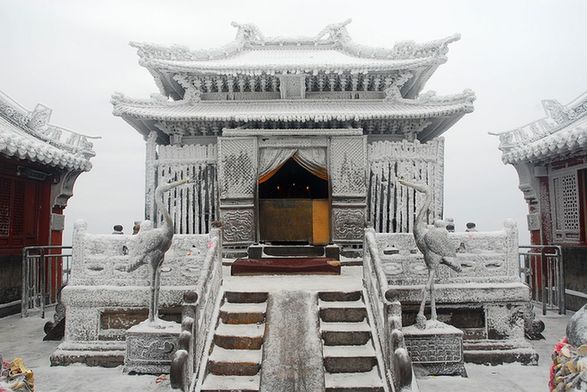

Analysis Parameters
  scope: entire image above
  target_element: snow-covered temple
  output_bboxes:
[494,91,587,311]
[0,89,94,316]
[52,21,542,392]
[111,20,475,247]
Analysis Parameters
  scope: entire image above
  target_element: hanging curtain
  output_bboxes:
[293,149,328,181]
[258,149,297,184]
[257,148,328,184]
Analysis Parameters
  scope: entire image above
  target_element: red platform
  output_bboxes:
[231,257,341,276]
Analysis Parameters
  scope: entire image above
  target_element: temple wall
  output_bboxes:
[145,134,218,234]
[367,138,444,233]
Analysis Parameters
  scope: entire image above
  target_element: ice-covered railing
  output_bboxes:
[171,228,223,391]
[364,228,414,392]
[375,220,519,286]
[69,221,209,287]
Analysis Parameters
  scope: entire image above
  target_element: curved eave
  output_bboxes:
[146,58,444,101]
[112,97,473,142]
[501,126,587,165]
[0,120,92,172]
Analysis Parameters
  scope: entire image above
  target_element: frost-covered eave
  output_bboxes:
[501,125,587,165]
[138,55,446,75]
[0,130,93,172]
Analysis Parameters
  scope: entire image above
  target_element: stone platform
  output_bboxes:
[403,320,467,377]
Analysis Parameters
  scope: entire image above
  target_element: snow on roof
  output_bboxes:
[131,19,459,74]
[0,90,95,171]
[141,48,440,74]
[111,91,474,123]
[493,91,587,164]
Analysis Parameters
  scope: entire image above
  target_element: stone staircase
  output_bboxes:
[199,291,268,392]
[319,291,386,392]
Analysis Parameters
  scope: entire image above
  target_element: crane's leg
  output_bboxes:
[417,269,435,329]
[430,269,437,321]
[148,263,159,323]
[152,259,163,323]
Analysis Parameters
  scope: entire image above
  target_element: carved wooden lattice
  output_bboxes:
[146,141,218,234]
[551,171,580,242]
[367,138,444,233]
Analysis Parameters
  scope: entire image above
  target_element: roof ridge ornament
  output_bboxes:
[231,21,265,46]
[313,18,352,45]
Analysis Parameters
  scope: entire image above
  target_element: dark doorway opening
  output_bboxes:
[259,158,328,199]
[258,157,330,245]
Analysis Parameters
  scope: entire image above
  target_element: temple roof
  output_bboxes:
[112,90,474,141]
[493,91,587,164]
[131,20,460,98]
[0,90,95,171]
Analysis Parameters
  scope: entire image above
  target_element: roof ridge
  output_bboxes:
[130,20,460,63]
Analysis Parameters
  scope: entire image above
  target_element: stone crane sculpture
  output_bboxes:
[397,178,462,329]
[126,178,192,324]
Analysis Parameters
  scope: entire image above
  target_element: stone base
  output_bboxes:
[124,319,181,375]
[403,320,467,377]
[464,339,539,365]
[51,341,126,367]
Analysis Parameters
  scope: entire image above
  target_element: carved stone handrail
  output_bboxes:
[364,228,414,392]
[171,228,223,391]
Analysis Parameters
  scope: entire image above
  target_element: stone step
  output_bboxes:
[214,322,265,350]
[225,292,268,304]
[208,346,262,376]
[319,299,367,322]
[220,302,267,324]
[323,343,378,373]
[463,340,538,365]
[321,320,372,346]
[319,291,362,302]
[324,368,384,392]
[200,374,260,392]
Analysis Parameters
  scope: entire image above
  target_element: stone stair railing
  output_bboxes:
[364,228,415,392]
[171,228,223,391]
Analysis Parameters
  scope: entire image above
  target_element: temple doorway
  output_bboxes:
[258,153,330,245]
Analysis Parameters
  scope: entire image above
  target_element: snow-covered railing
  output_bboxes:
[171,227,223,391]
[375,220,519,286]
[364,228,414,392]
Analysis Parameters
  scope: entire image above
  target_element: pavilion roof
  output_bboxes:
[111,90,474,141]
[131,20,460,98]
[0,90,95,171]
[493,91,587,164]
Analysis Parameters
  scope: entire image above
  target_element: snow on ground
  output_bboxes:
[0,265,570,392]
[0,312,167,392]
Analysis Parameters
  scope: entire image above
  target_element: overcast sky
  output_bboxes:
[1,0,586,244]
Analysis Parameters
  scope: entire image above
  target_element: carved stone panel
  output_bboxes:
[330,135,367,244]
[221,208,255,245]
[218,137,258,246]
[330,136,367,197]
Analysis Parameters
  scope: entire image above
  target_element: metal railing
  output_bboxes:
[519,245,565,315]
[21,246,72,318]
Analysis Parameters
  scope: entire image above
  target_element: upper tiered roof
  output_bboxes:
[114,20,474,142]
[0,90,95,171]
[131,19,460,99]
[493,91,587,164]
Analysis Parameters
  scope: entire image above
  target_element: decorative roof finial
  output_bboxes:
[313,18,352,44]
[231,21,265,45]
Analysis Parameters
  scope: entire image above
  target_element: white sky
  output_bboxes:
[1,0,586,245]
